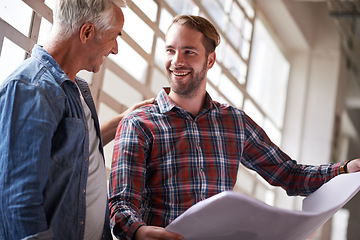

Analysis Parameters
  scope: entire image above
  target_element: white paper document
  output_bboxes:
[165,172,360,240]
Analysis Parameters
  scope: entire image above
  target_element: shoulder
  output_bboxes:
[212,101,245,117]
[120,102,163,132]
[126,101,161,119]
[0,57,71,122]
[2,56,65,96]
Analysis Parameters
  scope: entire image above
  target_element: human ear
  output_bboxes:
[207,52,216,69]
[79,22,95,43]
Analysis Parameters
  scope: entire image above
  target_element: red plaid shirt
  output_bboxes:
[109,88,340,240]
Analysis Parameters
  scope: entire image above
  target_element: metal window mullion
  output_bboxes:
[0,18,35,55]
[22,0,53,23]
[99,90,128,114]
[144,0,163,92]
[106,58,156,99]
[90,62,106,110]
[26,10,42,59]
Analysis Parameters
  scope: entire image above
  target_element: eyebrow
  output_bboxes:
[165,45,198,51]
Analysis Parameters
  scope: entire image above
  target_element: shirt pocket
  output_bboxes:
[51,117,85,167]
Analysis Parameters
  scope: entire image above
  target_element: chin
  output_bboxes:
[92,64,102,73]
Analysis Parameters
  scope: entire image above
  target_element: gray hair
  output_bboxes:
[53,0,129,36]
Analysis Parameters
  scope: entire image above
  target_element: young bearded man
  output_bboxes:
[108,15,360,240]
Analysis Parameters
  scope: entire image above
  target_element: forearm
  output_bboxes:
[101,114,124,146]
[243,114,340,196]
[281,162,340,196]
[1,147,51,238]
[109,196,145,240]
[101,98,155,146]
[108,163,146,239]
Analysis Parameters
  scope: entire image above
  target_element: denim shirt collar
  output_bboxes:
[31,45,71,85]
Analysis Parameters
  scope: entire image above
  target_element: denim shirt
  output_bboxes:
[0,45,112,240]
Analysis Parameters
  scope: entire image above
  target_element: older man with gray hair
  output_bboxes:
[0,0,153,239]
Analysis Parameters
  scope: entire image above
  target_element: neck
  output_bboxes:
[43,33,81,82]
[168,87,206,117]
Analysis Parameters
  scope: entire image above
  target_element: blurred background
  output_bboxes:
[1,0,360,239]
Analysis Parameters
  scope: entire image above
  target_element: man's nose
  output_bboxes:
[172,52,184,67]
[111,39,119,55]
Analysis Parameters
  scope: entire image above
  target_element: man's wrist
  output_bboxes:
[340,160,352,174]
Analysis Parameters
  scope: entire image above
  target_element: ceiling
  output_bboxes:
[293,1,360,96]
[327,0,360,75]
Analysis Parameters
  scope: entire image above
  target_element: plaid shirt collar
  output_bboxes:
[156,87,217,116]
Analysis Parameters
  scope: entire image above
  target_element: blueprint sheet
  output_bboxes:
[165,172,360,240]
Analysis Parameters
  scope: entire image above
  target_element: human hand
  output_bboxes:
[122,98,155,117]
[134,226,183,240]
[100,98,155,145]
[346,158,360,173]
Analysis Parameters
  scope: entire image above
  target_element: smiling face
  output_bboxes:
[85,5,124,73]
[164,23,215,98]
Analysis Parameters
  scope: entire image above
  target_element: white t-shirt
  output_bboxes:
[79,93,107,240]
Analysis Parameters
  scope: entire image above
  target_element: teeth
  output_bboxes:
[173,72,188,76]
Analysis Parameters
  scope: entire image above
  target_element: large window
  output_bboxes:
[246,19,290,146]
[0,0,289,207]
[0,1,32,84]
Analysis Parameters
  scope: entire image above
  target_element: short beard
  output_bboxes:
[167,61,208,98]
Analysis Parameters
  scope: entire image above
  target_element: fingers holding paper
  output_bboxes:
[135,226,183,240]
